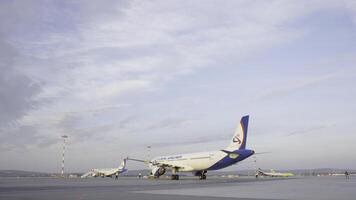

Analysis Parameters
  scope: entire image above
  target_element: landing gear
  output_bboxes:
[199,174,207,180]
[199,171,207,180]
[171,167,179,180]
[171,174,179,180]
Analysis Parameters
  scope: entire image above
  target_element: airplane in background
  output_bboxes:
[256,168,294,178]
[81,158,127,178]
[128,115,255,180]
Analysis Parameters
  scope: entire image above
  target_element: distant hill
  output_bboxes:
[227,168,356,176]
[122,168,356,177]
[0,170,51,177]
[1,168,355,177]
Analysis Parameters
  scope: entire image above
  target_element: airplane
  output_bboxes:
[128,115,255,180]
[81,158,127,178]
[256,168,294,178]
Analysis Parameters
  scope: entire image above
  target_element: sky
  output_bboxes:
[0,0,356,173]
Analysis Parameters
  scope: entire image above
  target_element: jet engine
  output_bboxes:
[193,170,207,177]
[151,166,166,177]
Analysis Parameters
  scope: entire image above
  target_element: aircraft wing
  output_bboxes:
[81,171,95,178]
[127,157,193,171]
[153,160,194,171]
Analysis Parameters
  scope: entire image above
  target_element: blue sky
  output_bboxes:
[0,0,355,172]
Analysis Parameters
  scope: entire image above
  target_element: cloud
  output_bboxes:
[0,125,55,151]
[345,0,356,24]
[0,0,343,149]
[1,0,356,171]
[0,40,41,128]
[13,0,316,113]
[149,133,230,148]
[257,73,339,101]
[286,125,331,137]
[50,112,140,144]
[146,118,195,131]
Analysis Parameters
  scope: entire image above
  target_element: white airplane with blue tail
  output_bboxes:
[129,115,255,180]
[81,158,128,178]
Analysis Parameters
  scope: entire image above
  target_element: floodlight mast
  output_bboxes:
[61,135,68,178]
[147,145,151,161]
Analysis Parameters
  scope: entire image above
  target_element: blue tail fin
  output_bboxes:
[119,158,127,171]
[225,115,249,151]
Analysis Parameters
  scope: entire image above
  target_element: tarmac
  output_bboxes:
[0,176,355,200]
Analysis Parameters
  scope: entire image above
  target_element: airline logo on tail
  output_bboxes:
[232,119,246,144]
[225,115,249,151]
[233,135,242,144]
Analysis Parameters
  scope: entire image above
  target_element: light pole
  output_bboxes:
[61,135,68,178]
[147,145,151,162]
